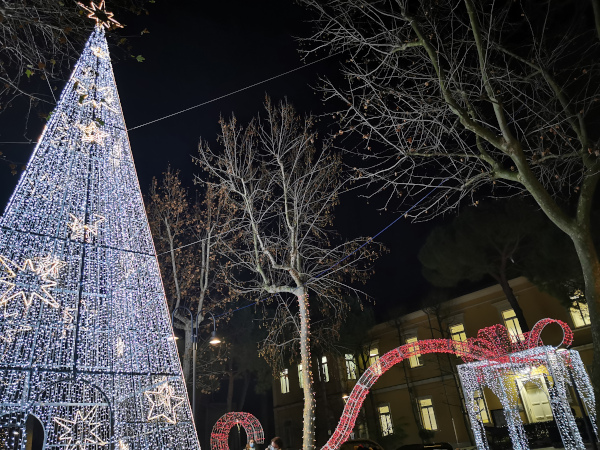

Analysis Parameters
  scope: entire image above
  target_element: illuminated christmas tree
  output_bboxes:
[0,3,200,449]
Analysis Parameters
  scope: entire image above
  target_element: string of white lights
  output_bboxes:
[457,347,596,450]
[0,14,199,449]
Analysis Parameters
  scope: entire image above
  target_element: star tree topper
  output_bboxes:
[77,1,123,29]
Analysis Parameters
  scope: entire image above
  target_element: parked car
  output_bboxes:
[340,438,385,450]
[397,443,453,450]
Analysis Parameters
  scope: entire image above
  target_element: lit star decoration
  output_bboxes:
[118,440,130,450]
[144,379,185,424]
[74,79,118,113]
[53,406,107,449]
[35,254,66,278]
[91,46,109,59]
[77,1,123,29]
[78,121,109,145]
[0,255,60,309]
[67,213,105,242]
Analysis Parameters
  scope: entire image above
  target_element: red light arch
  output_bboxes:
[211,412,264,450]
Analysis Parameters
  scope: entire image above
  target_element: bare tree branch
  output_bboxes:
[194,97,380,450]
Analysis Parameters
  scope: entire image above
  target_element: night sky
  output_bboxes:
[0,0,440,319]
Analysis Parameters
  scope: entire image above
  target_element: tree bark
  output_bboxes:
[496,272,530,333]
[318,364,334,436]
[239,372,250,412]
[592,0,600,41]
[298,289,316,450]
[182,326,193,382]
[431,313,474,446]
[570,229,600,425]
[227,359,235,412]
[393,319,424,440]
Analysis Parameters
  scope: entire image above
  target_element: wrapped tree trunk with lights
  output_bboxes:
[194,98,379,450]
[0,5,199,448]
[300,0,600,418]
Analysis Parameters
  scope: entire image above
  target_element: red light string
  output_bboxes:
[322,318,573,450]
[210,412,265,450]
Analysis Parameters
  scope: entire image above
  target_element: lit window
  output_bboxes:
[450,323,467,356]
[570,293,591,328]
[378,404,394,436]
[280,369,289,394]
[450,323,467,342]
[367,346,382,374]
[368,347,380,366]
[473,390,490,424]
[297,364,303,387]
[345,354,357,380]
[320,356,330,382]
[406,337,422,368]
[418,398,438,430]
[502,309,523,342]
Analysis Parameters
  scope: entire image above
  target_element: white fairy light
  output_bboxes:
[458,346,597,450]
[0,22,199,449]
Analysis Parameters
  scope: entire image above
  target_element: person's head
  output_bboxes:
[248,439,255,448]
[270,437,283,449]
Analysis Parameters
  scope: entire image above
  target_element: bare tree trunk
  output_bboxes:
[298,289,316,450]
[165,219,182,307]
[430,312,474,446]
[392,319,423,439]
[182,326,193,382]
[571,231,600,426]
[227,359,235,412]
[592,0,600,40]
[495,272,530,333]
[318,366,334,437]
[238,372,250,412]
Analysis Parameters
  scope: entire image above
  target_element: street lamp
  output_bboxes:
[171,306,221,424]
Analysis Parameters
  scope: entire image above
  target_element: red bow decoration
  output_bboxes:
[459,318,573,363]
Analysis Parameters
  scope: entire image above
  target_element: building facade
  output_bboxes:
[272,277,593,449]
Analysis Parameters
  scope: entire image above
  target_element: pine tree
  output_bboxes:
[0,8,199,450]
